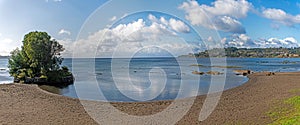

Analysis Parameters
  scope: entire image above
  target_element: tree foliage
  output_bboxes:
[8,31,73,85]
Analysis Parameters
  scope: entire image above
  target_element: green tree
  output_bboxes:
[8,48,24,78]
[22,31,64,76]
[8,31,72,85]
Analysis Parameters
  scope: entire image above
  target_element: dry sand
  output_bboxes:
[0,72,299,124]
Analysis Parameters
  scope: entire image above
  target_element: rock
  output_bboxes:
[192,71,205,75]
[13,78,20,83]
[234,70,253,76]
[266,72,275,76]
[206,71,223,75]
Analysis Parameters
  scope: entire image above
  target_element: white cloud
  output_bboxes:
[110,16,117,22]
[262,8,300,27]
[179,0,252,33]
[59,18,200,58]
[58,29,71,36]
[263,37,299,48]
[148,14,190,33]
[226,34,255,48]
[169,18,190,33]
[0,38,21,56]
[213,16,245,33]
[223,34,300,48]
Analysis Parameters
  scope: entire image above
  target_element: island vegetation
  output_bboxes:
[180,47,300,58]
[7,31,73,87]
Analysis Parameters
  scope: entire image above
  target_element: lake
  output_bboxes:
[1,57,300,102]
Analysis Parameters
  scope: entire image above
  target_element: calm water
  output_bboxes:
[0,58,13,84]
[1,57,300,102]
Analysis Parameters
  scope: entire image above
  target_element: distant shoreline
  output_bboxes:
[0,56,9,59]
[180,47,300,58]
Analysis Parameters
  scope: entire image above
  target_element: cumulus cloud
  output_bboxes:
[262,37,299,48]
[262,8,300,27]
[223,34,300,48]
[213,16,245,33]
[58,29,71,36]
[148,14,190,33]
[225,34,256,47]
[59,18,200,58]
[179,0,252,33]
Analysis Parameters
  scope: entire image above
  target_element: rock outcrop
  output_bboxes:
[233,70,253,76]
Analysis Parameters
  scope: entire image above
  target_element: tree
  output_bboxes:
[8,48,25,78]
[8,31,73,85]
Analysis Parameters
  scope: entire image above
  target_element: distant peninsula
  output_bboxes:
[180,47,300,58]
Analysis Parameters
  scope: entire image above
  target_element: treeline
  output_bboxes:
[181,47,300,58]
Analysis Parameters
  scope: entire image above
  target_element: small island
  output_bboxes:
[7,31,74,87]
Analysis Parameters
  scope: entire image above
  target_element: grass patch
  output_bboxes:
[268,96,300,125]
[289,89,300,94]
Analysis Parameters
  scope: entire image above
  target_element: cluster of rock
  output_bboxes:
[192,71,223,75]
[192,68,278,77]
[192,69,254,76]
[233,70,253,76]
[14,76,74,87]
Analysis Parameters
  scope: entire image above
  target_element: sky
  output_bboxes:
[0,0,300,57]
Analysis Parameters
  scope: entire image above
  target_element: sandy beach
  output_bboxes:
[0,72,299,124]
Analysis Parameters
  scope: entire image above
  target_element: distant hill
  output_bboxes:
[0,56,9,59]
[180,47,300,58]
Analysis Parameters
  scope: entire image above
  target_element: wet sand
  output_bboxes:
[0,72,299,124]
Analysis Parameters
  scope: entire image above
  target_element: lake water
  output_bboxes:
[1,57,300,102]
[0,58,13,84]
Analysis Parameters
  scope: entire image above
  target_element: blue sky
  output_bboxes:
[0,0,300,57]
